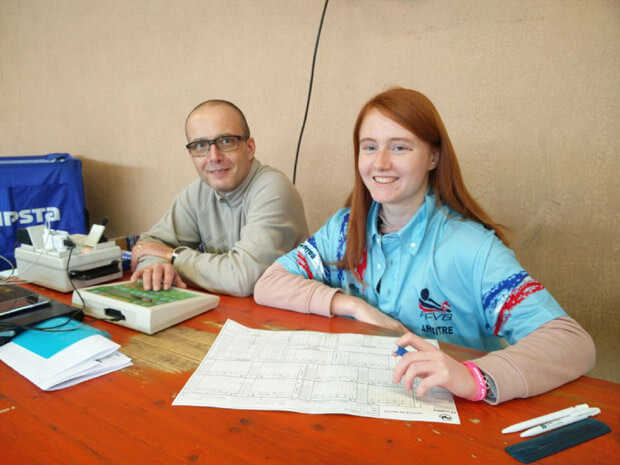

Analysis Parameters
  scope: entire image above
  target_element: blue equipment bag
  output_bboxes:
[0,153,87,270]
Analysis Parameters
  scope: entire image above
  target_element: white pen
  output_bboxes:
[519,407,601,438]
[501,403,589,434]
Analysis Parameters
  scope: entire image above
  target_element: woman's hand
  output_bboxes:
[392,332,479,400]
[330,293,408,333]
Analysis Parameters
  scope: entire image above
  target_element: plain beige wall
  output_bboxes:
[1,0,618,382]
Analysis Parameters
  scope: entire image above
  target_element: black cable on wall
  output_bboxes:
[292,0,329,185]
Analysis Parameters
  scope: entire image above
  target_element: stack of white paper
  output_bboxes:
[173,320,460,424]
[0,317,132,390]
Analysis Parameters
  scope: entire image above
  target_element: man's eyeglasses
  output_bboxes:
[185,135,249,157]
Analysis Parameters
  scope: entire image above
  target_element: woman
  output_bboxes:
[254,87,595,404]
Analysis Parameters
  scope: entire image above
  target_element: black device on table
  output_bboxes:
[0,284,83,345]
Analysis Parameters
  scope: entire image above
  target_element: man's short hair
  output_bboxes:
[186,99,251,137]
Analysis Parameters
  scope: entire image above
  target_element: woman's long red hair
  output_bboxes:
[339,87,507,279]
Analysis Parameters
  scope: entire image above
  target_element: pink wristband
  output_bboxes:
[462,361,487,401]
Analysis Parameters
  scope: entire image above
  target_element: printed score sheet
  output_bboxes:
[173,319,460,424]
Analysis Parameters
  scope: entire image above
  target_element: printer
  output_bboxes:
[14,223,123,293]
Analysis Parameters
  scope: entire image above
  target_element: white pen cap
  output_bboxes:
[501,403,589,434]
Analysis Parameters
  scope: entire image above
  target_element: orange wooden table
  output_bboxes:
[1,283,618,465]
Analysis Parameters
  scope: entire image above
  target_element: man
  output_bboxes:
[130,99,308,297]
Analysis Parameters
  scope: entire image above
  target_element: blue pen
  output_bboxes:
[394,345,407,356]
[1,330,16,338]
